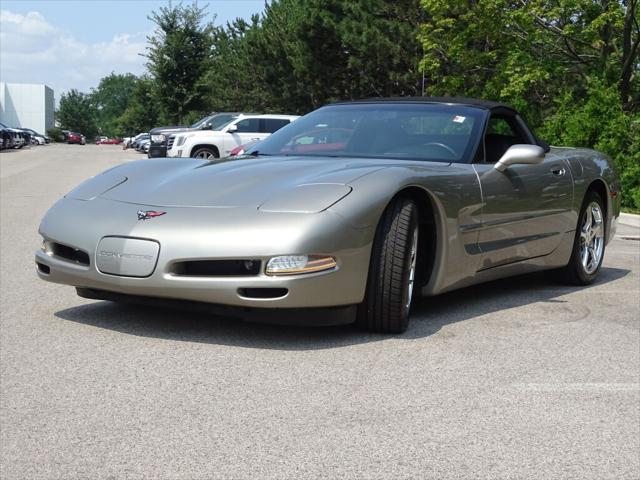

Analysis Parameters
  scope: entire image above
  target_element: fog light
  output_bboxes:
[265,255,337,276]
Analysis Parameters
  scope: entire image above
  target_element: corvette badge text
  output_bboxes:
[97,251,154,261]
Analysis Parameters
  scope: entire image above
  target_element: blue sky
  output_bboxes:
[0,1,267,98]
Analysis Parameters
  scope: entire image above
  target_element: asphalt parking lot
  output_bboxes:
[1,144,639,479]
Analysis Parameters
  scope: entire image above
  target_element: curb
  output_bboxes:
[619,212,640,228]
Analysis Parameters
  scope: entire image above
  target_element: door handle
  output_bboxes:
[250,137,260,141]
[550,166,566,176]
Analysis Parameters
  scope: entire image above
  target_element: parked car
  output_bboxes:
[0,122,30,148]
[96,138,122,145]
[148,112,242,158]
[140,139,151,154]
[20,128,49,145]
[0,123,19,149]
[132,134,150,151]
[66,132,86,145]
[168,114,299,160]
[14,129,33,145]
[122,133,147,149]
[228,139,260,157]
[34,97,621,332]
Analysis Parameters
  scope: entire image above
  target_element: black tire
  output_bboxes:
[191,146,219,160]
[558,190,606,285]
[357,197,419,333]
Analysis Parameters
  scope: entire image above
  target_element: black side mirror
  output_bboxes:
[537,138,550,153]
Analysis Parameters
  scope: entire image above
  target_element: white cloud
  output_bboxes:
[0,9,148,100]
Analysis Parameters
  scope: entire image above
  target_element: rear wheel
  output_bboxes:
[191,146,219,160]
[357,197,419,333]
[558,190,606,285]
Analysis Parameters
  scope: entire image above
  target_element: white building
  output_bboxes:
[0,82,54,134]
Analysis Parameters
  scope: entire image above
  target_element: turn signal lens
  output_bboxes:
[265,255,337,276]
[41,239,52,255]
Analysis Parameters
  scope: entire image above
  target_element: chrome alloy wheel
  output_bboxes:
[405,226,419,312]
[580,201,604,274]
[194,150,215,160]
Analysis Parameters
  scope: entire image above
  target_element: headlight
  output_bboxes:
[265,255,337,276]
[176,135,187,147]
[151,134,165,144]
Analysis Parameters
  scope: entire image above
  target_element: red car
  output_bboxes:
[229,139,260,156]
[95,138,122,145]
[66,132,86,145]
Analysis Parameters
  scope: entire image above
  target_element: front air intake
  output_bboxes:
[238,288,288,299]
[171,260,261,277]
[36,262,50,274]
[51,243,90,266]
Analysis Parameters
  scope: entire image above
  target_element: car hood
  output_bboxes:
[149,125,194,135]
[96,156,406,209]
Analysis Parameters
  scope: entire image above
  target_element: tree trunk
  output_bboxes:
[620,0,639,108]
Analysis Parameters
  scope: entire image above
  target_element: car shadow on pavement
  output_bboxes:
[55,267,630,350]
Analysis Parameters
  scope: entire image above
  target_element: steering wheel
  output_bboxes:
[422,142,457,157]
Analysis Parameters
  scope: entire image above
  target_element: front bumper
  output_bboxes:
[36,198,372,310]
[75,287,357,325]
[166,147,181,158]
[148,144,167,158]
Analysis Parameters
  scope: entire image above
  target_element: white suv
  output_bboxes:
[168,114,299,159]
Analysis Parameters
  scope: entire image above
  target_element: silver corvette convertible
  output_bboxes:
[36,98,621,333]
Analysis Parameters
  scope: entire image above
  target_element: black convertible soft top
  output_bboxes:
[337,96,515,112]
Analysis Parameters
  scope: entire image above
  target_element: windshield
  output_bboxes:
[190,116,210,129]
[248,103,484,163]
[209,114,238,130]
[190,113,238,130]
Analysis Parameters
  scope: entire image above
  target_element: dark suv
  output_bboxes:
[148,112,241,158]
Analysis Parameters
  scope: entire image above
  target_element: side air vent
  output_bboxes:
[51,243,90,266]
[171,260,261,277]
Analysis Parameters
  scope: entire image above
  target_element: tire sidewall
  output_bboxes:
[358,198,419,333]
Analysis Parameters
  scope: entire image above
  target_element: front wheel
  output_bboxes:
[558,191,606,285]
[357,197,419,333]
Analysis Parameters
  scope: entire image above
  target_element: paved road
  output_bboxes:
[1,144,639,479]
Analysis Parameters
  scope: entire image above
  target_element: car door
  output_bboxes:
[235,117,264,144]
[473,113,573,270]
[221,117,262,155]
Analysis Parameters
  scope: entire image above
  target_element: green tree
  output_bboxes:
[144,2,213,124]
[57,89,98,138]
[91,73,139,136]
[418,0,640,209]
[117,76,161,136]
[203,16,274,112]
[203,0,425,114]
